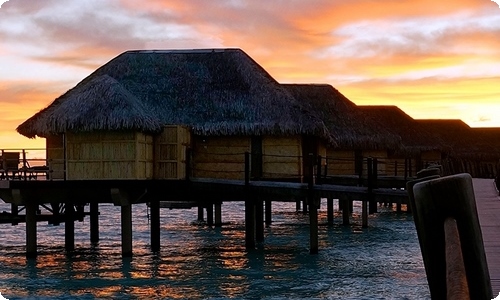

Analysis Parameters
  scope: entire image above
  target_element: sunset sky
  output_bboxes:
[1,0,499,150]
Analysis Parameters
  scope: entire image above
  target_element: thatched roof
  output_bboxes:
[17,49,332,143]
[284,84,402,150]
[417,120,499,159]
[359,106,447,155]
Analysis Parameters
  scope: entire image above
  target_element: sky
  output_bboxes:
[1,0,500,150]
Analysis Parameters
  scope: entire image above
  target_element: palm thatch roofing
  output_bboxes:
[17,49,332,143]
[283,84,402,150]
[358,106,447,155]
[417,120,499,159]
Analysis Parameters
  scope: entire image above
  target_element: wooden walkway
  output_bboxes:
[474,178,500,294]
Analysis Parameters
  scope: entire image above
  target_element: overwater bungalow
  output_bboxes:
[17,49,332,181]
[359,106,446,176]
[284,84,403,176]
[417,120,499,177]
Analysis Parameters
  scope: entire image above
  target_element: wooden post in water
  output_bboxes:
[197,206,204,222]
[265,200,272,227]
[215,202,222,227]
[65,202,75,252]
[308,154,318,254]
[90,202,99,244]
[26,200,37,258]
[206,204,214,227]
[412,174,492,299]
[256,199,264,242]
[244,152,255,249]
[342,198,350,225]
[295,198,301,211]
[367,158,377,214]
[150,200,160,252]
[121,204,133,257]
[11,203,18,226]
[362,200,368,228]
[327,198,334,226]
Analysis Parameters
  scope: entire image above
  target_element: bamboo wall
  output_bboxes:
[192,136,250,180]
[46,135,65,180]
[154,125,191,179]
[66,131,153,180]
[326,150,355,175]
[262,136,302,179]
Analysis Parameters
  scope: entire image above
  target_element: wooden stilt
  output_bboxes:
[244,152,255,250]
[206,205,214,227]
[90,202,99,244]
[309,199,318,254]
[121,204,133,257]
[327,198,334,226]
[342,198,350,225]
[197,206,204,221]
[255,200,264,242]
[245,198,256,249]
[11,203,18,226]
[296,199,301,211]
[65,203,75,252]
[265,200,272,227]
[215,202,222,227]
[26,201,37,258]
[150,200,160,252]
[302,198,308,214]
[396,200,402,212]
[362,200,368,228]
[308,154,318,254]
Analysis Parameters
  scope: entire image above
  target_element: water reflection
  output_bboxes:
[0,201,429,299]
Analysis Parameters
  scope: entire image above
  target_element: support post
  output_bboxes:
[206,204,214,227]
[244,152,255,249]
[255,199,264,242]
[26,201,37,258]
[215,202,222,227]
[265,200,272,227]
[11,203,18,226]
[121,204,133,257]
[362,200,368,228]
[295,198,301,211]
[90,202,99,244]
[197,206,204,222]
[308,154,318,254]
[150,200,160,252]
[65,202,75,252]
[327,198,334,226]
[368,157,377,214]
[342,198,350,225]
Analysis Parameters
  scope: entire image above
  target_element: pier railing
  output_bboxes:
[408,171,492,299]
[0,148,57,181]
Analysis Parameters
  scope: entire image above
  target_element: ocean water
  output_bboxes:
[0,200,430,299]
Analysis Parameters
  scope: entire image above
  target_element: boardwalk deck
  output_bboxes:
[474,178,500,295]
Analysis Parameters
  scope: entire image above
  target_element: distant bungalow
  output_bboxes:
[417,119,499,177]
[284,84,402,176]
[17,49,333,181]
[358,106,446,176]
